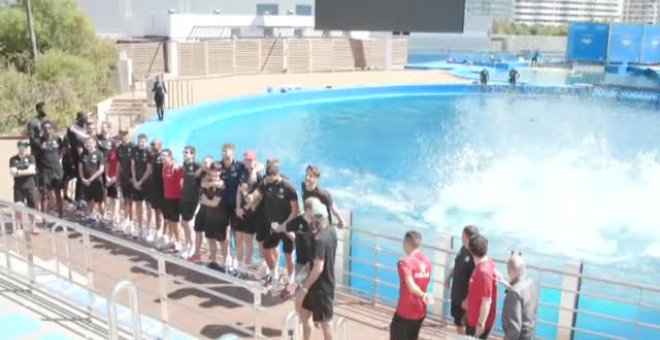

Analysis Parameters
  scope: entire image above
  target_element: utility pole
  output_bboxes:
[24,0,38,61]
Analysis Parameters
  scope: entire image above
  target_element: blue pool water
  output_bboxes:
[138,84,660,338]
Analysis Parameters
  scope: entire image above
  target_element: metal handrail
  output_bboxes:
[282,311,302,340]
[0,201,267,339]
[107,280,142,340]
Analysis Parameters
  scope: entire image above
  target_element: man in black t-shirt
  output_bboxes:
[116,131,134,233]
[297,198,337,340]
[131,134,153,239]
[10,140,37,209]
[218,143,244,252]
[146,139,164,243]
[9,140,38,235]
[246,162,298,290]
[79,137,105,225]
[277,197,318,298]
[34,121,64,218]
[27,102,47,155]
[179,145,203,259]
[446,225,478,334]
[302,165,346,228]
[235,149,264,274]
[66,112,90,205]
[96,122,113,219]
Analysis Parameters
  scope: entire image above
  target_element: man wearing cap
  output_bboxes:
[34,121,64,218]
[245,162,298,290]
[296,197,337,340]
[79,137,106,226]
[302,165,347,228]
[235,149,264,276]
[10,140,38,234]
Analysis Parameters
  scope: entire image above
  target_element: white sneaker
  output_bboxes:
[14,229,24,238]
[123,221,133,236]
[174,242,182,252]
[177,243,189,258]
[145,229,155,243]
[155,236,168,250]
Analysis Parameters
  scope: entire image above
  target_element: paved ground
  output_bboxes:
[0,210,464,339]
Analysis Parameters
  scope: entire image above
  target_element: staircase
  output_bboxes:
[103,97,148,133]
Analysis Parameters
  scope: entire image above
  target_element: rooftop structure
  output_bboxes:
[514,0,623,25]
[622,0,660,24]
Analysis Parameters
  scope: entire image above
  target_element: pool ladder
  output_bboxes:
[282,311,347,340]
[108,280,142,340]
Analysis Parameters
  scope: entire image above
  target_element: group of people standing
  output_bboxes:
[10,102,348,340]
[11,103,539,340]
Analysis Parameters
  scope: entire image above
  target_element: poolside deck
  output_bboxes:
[9,217,460,340]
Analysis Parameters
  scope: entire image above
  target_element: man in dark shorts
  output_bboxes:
[79,137,105,226]
[446,225,478,335]
[34,121,64,218]
[201,164,231,270]
[277,197,319,298]
[187,156,214,263]
[297,198,337,340]
[147,139,165,245]
[480,68,489,88]
[235,150,264,275]
[116,130,134,234]
[390,231,433,340]
[104,135,120,227]
[10,140,38,235]
[161,149,184,254]
[66,112,91,207]
[27,102,47,212]
[96,122,113,221]
[508,68,520,88]
[245,162,298,290]
[218,143,244,258]
[302,165,346,228]
[131,134,153,240]
[179,146,203,259]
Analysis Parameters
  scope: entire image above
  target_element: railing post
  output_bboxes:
[373,235,380,305]
[24,209,36,286]
[557,260,583,340]
[434,233,453,318]
[157,257,170,337]
[0,209,12,274]
[83,230,95,318]
[254,290,263,338]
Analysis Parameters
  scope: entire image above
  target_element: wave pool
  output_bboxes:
[138,84,660,339]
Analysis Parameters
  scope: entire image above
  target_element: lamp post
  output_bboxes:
[24,0,38,62]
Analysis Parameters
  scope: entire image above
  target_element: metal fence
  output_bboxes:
[1,199,658,339]
[0,201,267,339]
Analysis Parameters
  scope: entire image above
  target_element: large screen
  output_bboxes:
[315,0,465,33]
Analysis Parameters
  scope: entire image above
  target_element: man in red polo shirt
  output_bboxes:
[390,230,433,340]
[466,234,498,339]
[161,149,184,253]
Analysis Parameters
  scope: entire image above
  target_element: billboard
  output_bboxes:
[567,23,609,62]
[640,25,660,64]
[315,0,465,33]
[608,24,643,63]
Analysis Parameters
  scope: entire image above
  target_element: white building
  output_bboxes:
[78,0,315,37]
[622,0,660,24]
[466,0,514,19]
[513,0,623,25]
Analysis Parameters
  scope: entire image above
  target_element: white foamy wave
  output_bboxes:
[424,137,660,262]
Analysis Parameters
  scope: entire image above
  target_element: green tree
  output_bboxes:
[0,0,117,133]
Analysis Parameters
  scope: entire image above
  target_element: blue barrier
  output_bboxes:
[568,23,609,63]
[641,25,660,64]
[608,24,644,63]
